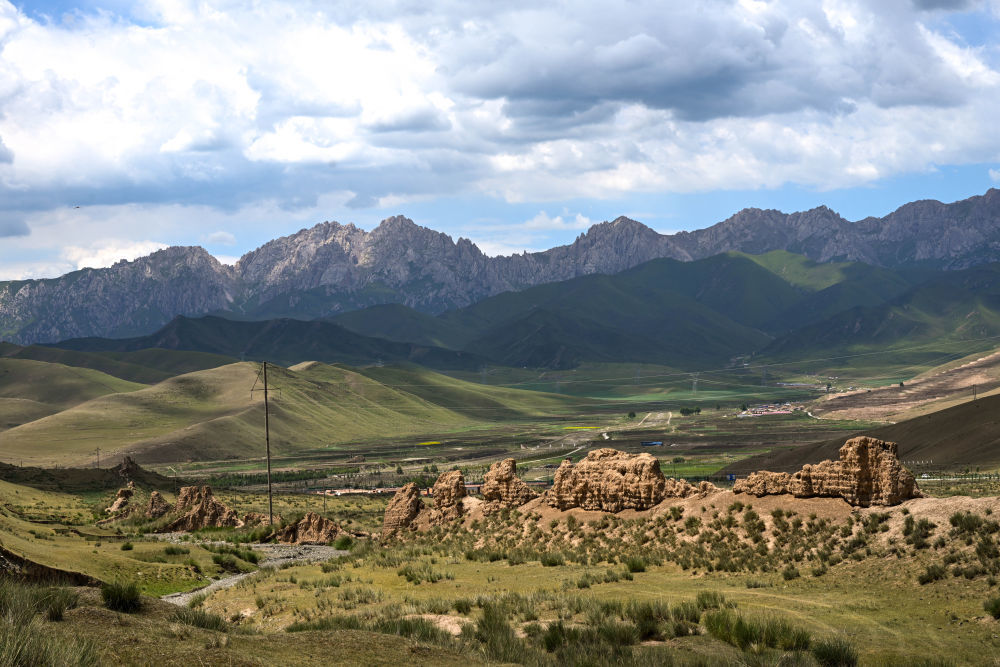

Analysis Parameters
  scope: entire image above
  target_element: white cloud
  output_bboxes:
[0,0,996,276]
[210,254,240,266]
[205,230,236,245]
[523,211,593,230]
[62,241,169,271]
[991,168,1000,182]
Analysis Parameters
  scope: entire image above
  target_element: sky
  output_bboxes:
[1,0,999,280]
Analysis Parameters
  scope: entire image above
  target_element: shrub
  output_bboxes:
[101,581,142,613]
[120,542,133,551]
[695,591,727,610]
[781,565,800,581]
[475,603,528,663]
[44,588,78,622]
[187,593,208,609]
[812,637,859,666]
[164,545,189,556]
[333,535,353,551]
[918,564,947,585]
[985,597,1000,619]
[171,608,228,632]
[704,609,810,651]
[540,552,565,567]
[625,556,647,573]
[454,598,473,615]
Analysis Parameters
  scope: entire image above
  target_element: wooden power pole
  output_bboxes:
[264,361,274,526]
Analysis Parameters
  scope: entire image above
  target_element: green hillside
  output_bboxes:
[331,303,472,349]
[0,341,234,383]
[53,315,485,370]
[764,264,1000,365]
[0,361,582,466]
[0,358,146,431]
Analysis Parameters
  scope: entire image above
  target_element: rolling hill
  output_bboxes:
[0,361,580,466]
[51,315,486,371]
[0,358,146,432]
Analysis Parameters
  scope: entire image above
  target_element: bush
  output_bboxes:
[781,565,801,580]
[120,542,133,551]
[101,581,142,613]
[704,609,810,651]
[333,535,354,551]
[812,637,859,666]
[454,598,473,615]
[918,564,947,585]
[171,607,228,632]
[625,556,647,573]
[44,587,78,622]
[475,603,529,663]
[985,597,1000,619]
[540,552,565,567]
[164,545,189,556]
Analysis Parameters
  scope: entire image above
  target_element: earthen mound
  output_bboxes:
[481,459,537,513]
[429,470,466,524]
[381,483,423,540]
[243,512,280,527]
[548,448,717,512]
[105,482,135,515]
[165,486,243,531]
[734,436,920,507]
[276,512,341,544]
[145,490,170,519]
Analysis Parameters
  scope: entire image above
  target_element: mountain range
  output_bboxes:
[2,189,1000,345]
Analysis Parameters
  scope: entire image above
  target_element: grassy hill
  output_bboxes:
[0,341,235,383]
[0,361,582,466]
[332,251,932,369]
[53,315,485,370]
[0,358,147,432]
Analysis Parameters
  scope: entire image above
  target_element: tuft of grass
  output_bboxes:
[625,556,647,573]
[704,608,810,651]
[540,552,565,567]
[101,581,142,613]
[171,607,228,632]
[44,587,79,622]
[984,597,1000,619]
[812,637,859,666]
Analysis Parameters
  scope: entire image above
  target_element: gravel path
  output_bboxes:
[157,536,348,607]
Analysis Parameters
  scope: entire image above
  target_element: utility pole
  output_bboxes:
[692,373,699,393]
[263,361,274,527]
[93,447,101,469]
[974,384,978,401]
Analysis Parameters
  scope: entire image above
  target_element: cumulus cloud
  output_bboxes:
[62,241,169,270]
[205,230,236,245]
[0,212,28,237]
[991,168,1000,182]
[523,211,593,230]
[0,0,997,275]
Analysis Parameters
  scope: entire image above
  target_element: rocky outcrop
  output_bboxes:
[381,483,423,540]
[481,459,537,513]
[145,490,170,519]
[276,512,341,545]
[547,449,717,512]
[734,437,920,507]
[8,189,999,345]
[243,512,280,527]
[165,486,243,532]
[429,470,467,524]
[105,482,135,515]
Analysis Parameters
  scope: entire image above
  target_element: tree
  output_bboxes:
[627,411,636,419]
[395,464,403,475]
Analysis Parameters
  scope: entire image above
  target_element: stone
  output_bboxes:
[548,449,664,512]
[145,490,170,519]
[733,436,920,507]
[165,486,243,531]
[105,481,135,515]
[481,458,537,514]
[429,470,466,524]
[275,512,341,544]
[381,483,423,540]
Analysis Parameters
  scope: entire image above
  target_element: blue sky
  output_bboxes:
[1,0,999,278]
